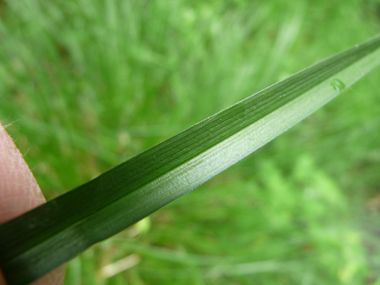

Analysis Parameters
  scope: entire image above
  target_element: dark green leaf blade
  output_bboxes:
[1,34,380,284]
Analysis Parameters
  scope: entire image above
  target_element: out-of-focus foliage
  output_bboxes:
[1,0,380,284]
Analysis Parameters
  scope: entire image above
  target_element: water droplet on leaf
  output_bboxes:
[330,78,346,93]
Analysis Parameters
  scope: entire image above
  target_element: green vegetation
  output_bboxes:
[1,0,380,284]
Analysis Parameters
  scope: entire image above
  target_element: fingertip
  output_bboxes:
[0,266,65,285]
[0,124,65,284]
[0,123,46,223]
[0,269,6,285]
[30,265,66,285]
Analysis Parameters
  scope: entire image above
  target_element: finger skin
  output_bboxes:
[0,124,65,285]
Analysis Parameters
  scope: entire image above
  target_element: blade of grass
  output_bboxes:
[1,34,380,285]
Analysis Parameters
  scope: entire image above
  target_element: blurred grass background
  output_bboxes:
[1,0,380,284]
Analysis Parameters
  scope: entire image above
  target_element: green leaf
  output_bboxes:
[1,34,380,285]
